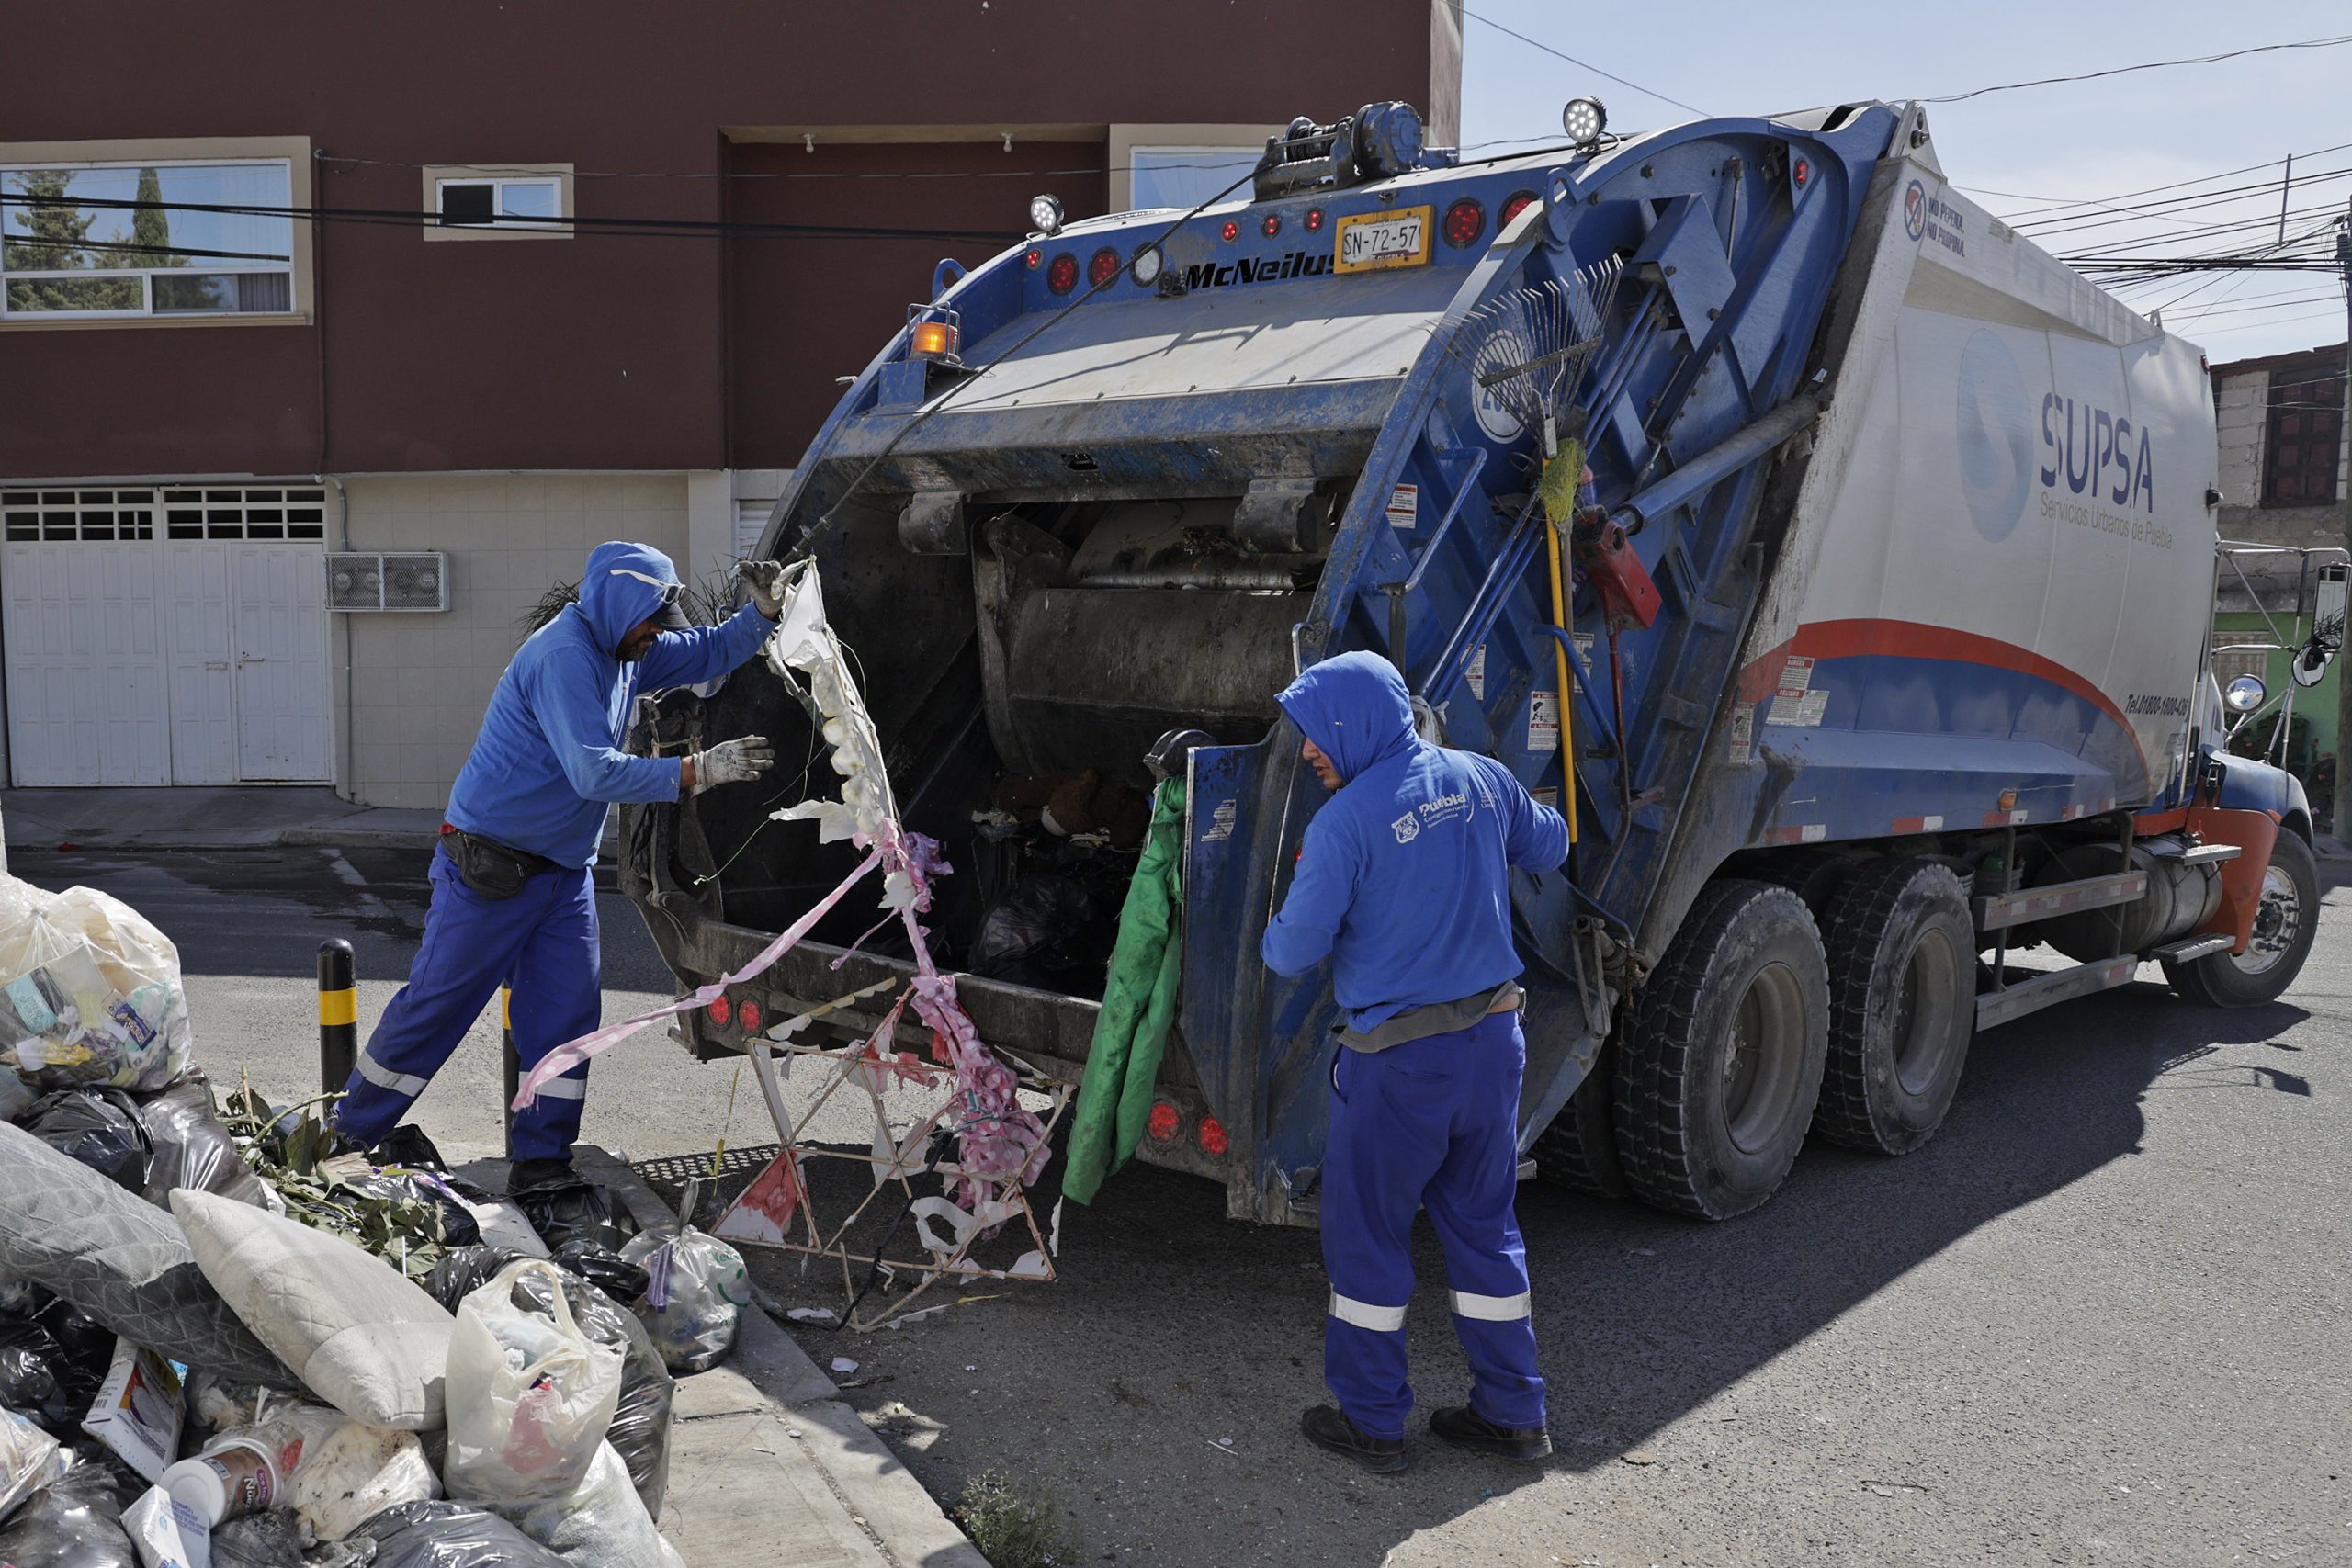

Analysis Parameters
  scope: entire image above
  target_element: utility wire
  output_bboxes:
[1442,2,1709,118]
[1925,32,2352,103]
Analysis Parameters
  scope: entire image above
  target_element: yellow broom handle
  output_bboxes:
[1546,514,1579,844]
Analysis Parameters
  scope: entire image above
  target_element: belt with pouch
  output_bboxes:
[438,824,559,900]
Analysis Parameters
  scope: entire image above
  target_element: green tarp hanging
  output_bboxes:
[1061,779,1183,1204]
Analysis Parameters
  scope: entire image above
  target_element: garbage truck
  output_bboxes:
[619,96,2323,1226]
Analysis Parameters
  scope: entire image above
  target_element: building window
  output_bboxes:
[422,164,572,242]
[3,486,324,542]
[435,176,563,230]
[1129,146,1262,209]
[2263,355,2344,507]
[0,160,296,319]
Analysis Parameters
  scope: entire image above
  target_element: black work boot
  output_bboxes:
[1300,1405,1408,1473]
[1429,1405,1553,1461]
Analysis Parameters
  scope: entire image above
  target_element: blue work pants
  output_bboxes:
[335,846,600,1162]
[1321,1009,1545,1438]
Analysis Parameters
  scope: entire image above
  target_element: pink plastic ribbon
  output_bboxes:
[511,846,882,1109]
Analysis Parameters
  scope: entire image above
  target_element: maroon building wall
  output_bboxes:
[1,1,1449,480]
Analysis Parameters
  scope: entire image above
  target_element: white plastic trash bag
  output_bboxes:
[445,1260,623,1503]
[0,875,191,1093]
[486,1442,683,1568]
[0,1405,67,1524]
[617,1225,749,1372]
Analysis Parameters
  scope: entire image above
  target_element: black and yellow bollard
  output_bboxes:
[500,985,518,1156]
[318,939,357,1096]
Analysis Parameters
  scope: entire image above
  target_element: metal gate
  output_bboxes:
[3,487,331,786]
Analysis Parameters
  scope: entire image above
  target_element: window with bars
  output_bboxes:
[3,486,325,542]
[2262,354,2345,507]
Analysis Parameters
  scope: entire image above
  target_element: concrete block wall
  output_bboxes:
[334,472,689,809]
[2214,369,2268,509]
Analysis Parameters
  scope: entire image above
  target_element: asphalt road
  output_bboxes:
[15,845,2350,1565]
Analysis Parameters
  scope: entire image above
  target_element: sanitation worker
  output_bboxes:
[1261,649,1567,1472]
[334,541,786,1188]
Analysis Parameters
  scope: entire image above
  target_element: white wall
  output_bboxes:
[334,472,689,809]
[2214,368,2269,509]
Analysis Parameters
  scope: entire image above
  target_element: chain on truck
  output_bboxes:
[618,96,2328,1227]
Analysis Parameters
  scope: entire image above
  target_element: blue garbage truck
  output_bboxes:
[621,97,2322,1226]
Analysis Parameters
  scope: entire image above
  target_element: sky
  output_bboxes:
[1454,0,2352,365]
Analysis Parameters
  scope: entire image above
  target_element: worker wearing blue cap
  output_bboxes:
[334,542,784,1187]
[1262,650,1567,1472]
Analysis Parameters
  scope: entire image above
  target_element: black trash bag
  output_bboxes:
[0,1455,139,1568]
[135,1079,273,1209]
[967,874,1111,993]
[334,1168,482,1248]
[425,1249,675,1520]
[0,1273,51,1320]
[552,1240,650,1303]
[512,1178,639,1255]
[209,1509,309,1568]
[0,1319,104,1438]
[31,1302,114,1381]
[354,1495,570,1567]
[368,1123,449,1172]
[19,1089,153,1194]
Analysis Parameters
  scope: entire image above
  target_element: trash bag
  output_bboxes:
[551,1241,649,1303]
[444,1260,623,1504]
[0,1453,138,1567]
[617,1225,749,1373]
[0,877,190,1095]
[19,1089,153,1194]
[209,1509,309,1568]
[967,874,1112,991]
[368,1124,449,1171]
[0,1406,67,1521]
[0,1065,32,1124]
[334,1168,482,1248]
[483,1442,683,1568]
[351,1498,568,1568]
[513,1178,638,1255]
[135,1079,273,1209]
[289,1419,441,1540]
[0,1273,49,1320]
[0,1319,105,1438]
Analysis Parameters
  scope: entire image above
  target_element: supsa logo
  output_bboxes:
[1182,250,1333,290]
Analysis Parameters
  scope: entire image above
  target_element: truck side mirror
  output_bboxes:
[2224,674,2267,713]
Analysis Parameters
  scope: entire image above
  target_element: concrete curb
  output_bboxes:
[577,1150,991,1568]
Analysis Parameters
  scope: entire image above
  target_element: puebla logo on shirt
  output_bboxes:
[1392,812,1421,844]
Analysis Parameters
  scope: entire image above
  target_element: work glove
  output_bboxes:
[686,735,775,795]
[738,558,798,619]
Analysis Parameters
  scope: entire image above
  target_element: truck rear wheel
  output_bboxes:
[1813,858,1974,1156]
[2165,831,2320,1008]
[1612,881,1828,1220]
[1532,1038,1629,1199]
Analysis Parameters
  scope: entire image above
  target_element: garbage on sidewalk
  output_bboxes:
[0,868,735,1568]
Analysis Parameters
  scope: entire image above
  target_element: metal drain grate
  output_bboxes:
[630,1144,782,1187]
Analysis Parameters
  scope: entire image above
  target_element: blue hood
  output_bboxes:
[1276,651,1417,784]
[576,540,684,656]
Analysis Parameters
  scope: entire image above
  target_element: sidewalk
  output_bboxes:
[0,784,612,858]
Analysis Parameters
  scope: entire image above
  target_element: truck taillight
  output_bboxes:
[707,995,732,1028]
[1793,158,1811,188]
[1023,247,1042,270]
[1305,207,1325,231]
[1220,220,1239,243]
[1046,253,1078,295]
[1261,212,1283,239]
[1500,190,1537,229]
[1195,1116,1229,1157]
[1089,247,1121,288]
[737,998,763,1034]
[1146,1100,1182,1144]
[1442,197,1485,248]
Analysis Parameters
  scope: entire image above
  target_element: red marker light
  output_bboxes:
[1220,220,1240,243]
[1793,159,1810,188]
[1305,208,1325,231]
[1261,212,1283,239]
[1023,247,1042,270]
[707,995,732,1028]
[1442,197,1485,249]
[1500,190,1538,228]
[1147,1101,1182,1144]
[1090,247,1122,288]
[1046,253,1079,295]
[1195,1116,1230,1157]
[737,998,763,1034]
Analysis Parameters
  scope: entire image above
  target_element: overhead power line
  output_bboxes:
[1925,32,2352,104]
[1443,2,1709,118]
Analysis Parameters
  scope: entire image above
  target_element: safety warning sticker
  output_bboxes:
[1198,798,1238,843]
[1728,704,1755,762]
[1527,691,1560,750]
[1386,484,1419,530]
[1766,689,1828,727]
[1532,786,1558,810]
[1467,643,1487,701]
[1777,655,1815,697]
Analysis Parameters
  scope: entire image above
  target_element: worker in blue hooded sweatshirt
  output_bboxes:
[1262,650,1569,1472]
[334,541,785,1188]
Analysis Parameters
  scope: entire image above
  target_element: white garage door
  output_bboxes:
[4,487,332,786]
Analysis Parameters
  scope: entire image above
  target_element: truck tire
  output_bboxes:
[1532,1039,1629,1199]
[1612,880,1829,1220]
[1813,858,1974,1156]
[2165,831,2320,1008]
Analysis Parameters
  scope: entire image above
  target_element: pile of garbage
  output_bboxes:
[0,873,751,1568]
